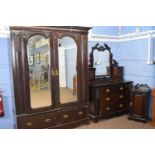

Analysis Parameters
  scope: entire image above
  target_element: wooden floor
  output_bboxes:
[77,115,155,129]
[30,87,77,108]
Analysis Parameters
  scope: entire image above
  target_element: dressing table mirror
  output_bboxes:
[89,43,113,81]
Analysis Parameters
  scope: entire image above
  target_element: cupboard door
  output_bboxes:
[22,32,55,112]
[55,35,79,106]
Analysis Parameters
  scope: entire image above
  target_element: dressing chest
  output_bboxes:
[88,43,132,122]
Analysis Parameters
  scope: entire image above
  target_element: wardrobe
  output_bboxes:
[10,26,91,129]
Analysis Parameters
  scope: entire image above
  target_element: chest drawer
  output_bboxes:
[114,101,128,112]
[100,94,114,105]
[115,84,128,92]
[99,86,113,94]
[58,107,88,125]
[17,112,57,129]
[114,92,128,101]
[99,104,113,115]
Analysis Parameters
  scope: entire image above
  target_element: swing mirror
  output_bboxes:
[93,49,110,76]
[89,43,112,79]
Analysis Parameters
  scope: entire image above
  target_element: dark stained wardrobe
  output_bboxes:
[10,26,91,129]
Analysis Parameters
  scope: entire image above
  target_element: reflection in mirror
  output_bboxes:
[93,49,110,76]
[27,35,52,109]
[58,37,77,104]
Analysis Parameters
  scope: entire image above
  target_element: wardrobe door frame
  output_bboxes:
[12,30,56,114]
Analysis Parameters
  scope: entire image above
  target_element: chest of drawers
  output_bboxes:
[89,81,132,122]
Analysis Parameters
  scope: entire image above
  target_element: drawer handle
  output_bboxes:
[78,111,83,116]
[106,97,110,101]
[119,104,124,108]
[44,118,52,123]
[55,69,59,76]
[119,95,124,99]
[106,89,110,93]
[51,69,55,76]
[26,122,32,127]
[63,114,69,118]
[106,107,110,111]
[130,102,133,107]
[120,87,124,90]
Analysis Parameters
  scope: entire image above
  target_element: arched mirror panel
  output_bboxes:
[27,35,52,109]
[58,37,78,104]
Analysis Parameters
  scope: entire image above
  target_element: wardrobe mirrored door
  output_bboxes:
[27,35,52,109]
[58,37,78,104]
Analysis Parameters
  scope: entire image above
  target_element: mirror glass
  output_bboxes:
[58,37,77,104]
[93,49,110,76]
[27,35,52,109]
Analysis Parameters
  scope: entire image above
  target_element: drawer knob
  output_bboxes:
[120,87,124,90]
[119,95,124,99]
[106,89,110,93]
[26,122,32,127]
[63,114,69,118]
[106,97,110,101]
[106,107,110,111]
[78,111,83,116]
[119,104,123,108]
[44,118,52,123]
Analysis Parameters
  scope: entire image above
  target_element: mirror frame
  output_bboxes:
[89,43,118,81]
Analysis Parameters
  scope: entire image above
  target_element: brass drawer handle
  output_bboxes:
[106,107,110,111]
[119,104,124,108]
[119,95,124,99]
[78,111,83,116]
[26,122,32,127]
[55,69,59,76]
[106,89,110,93]
[44,118,52,123]
[130,102,133,107]
[119,87,124,90]
[52,69,55,76]
[106,97,110,101]
[63,114,69,118]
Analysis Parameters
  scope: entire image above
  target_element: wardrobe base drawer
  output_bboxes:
[17,112,57,129]
[58,107,88,125]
